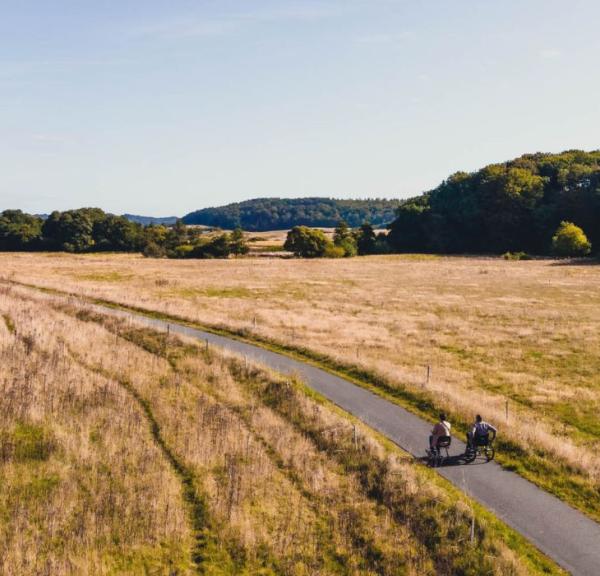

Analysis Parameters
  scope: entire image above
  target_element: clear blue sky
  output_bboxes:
[2,0,599,216]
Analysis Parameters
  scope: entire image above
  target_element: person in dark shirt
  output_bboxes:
[467,414,497,449]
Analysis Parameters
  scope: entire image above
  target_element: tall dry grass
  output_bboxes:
[0,284,561,575]
[1,254,598,490]
[0,288,193,575]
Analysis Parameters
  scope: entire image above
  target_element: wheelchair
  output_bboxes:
[426,435,451,467]
[464,434,495,463]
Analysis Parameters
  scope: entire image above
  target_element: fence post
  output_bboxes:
[353,425,358,449]
[505,399,509,423]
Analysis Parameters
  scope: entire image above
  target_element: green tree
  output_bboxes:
[93,214,142,251]
[387,200,430,252]
[229,227,249,256]
[42,210,95,252]
[0,210,43,250]
[284,226,330,258]
[551,221,591,256]
[143,241,166,258]
[356,223,376,255]
[333,220,357,256]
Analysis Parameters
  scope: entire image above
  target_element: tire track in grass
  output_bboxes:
[77,309,491,576]
[72,307,386,575]
[64,346,213,574]
[7,308,212,573]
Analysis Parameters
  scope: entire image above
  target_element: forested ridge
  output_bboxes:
[182,197,401,230]
[388,150,600,254]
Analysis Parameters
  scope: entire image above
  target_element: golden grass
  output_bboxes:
[0,283,562,574]
[0,288,193,575]
[2,252,599,517]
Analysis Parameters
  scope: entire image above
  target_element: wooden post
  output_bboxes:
[253,316,257,328]
[352,425,358,449]
[470,515,475,544]
[205,339,209,352]
[427,365,431,384]
[505,399,509,423]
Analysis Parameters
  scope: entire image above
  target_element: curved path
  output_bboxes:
[92,303,600,575]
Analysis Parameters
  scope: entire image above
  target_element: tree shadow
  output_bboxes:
[549,258,600,266]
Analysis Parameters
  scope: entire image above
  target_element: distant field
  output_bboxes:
[0,280,557,575]
[2,252,600,523]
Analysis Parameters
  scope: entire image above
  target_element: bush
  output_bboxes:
[284,226,330,258]
[173,244,194,258]
[502,251,532,261]
[228,228,250,256]
[143,241,166,258]
[323,245,345,258]
[552,221,592,257]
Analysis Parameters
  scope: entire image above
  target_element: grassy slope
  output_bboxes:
[9,282,565,575]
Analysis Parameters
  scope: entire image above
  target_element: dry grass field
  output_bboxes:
[0,281,559,575]
[1,253,599,511]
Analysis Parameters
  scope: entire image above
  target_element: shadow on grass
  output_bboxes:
[549,257,600,266]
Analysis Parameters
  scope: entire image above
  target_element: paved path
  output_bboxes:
[96,304,600,575]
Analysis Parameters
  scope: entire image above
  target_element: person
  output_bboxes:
[466,415,497,450]
[429,412,451,453]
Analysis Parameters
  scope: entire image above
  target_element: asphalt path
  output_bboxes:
[96,303,600,575]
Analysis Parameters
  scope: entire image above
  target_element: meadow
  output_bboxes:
[0,281,559,575]
[2,252,599,525]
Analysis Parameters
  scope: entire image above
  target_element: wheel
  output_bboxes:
[485,445,495,462]
[464,448,476,463]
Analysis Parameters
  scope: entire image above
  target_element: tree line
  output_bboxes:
[284,222,389,258]
[182,197,401,230]
[0,208,249,259]
[387,150,599,256]
[2,150,596,259]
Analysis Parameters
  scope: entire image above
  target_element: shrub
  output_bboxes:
[333,220,358,257]
[323,245,345,258]
[173,244,194,258]
[337,237,358,257]
[284,226,330,258]
[552,221,592,257]
[143,241,166,258]
[502,251,532,261]
[228,228,250,256]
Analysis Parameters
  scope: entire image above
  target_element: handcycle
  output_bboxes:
[464,434,495,463]
[426,435,452,467]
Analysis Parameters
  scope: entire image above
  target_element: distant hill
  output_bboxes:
[123,214,178,226]
[182,198,401,231]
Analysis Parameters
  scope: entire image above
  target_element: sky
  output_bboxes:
[1,1,599,216]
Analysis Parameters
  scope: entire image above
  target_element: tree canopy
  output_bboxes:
[552,221,592,256]
[183,197,401,231]
[0,208,248,259]
[388,150,600,255]
[284,226,331,258]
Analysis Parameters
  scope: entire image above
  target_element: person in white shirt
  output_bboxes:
[467,414,497,449]
[429,412,451,451]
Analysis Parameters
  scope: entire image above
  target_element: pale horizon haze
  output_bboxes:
[1,0,599,216]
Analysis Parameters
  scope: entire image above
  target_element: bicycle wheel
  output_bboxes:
[464,448,476,463]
